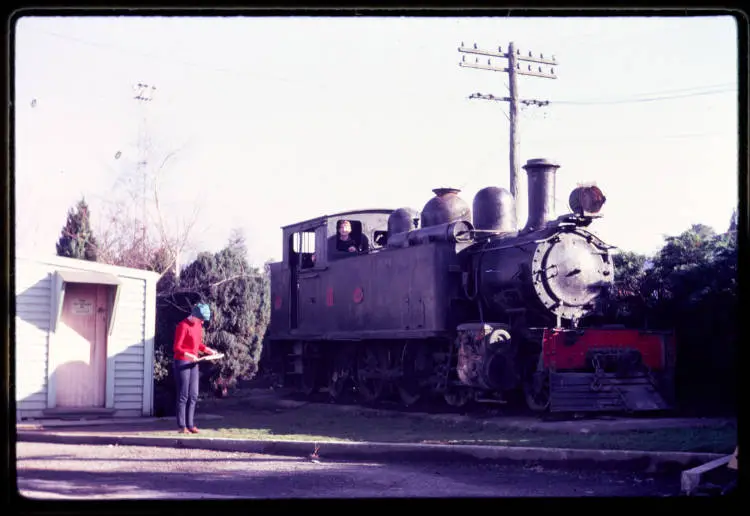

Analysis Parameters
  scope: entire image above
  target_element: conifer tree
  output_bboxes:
[56,197,99,261]
[155,228,271,396]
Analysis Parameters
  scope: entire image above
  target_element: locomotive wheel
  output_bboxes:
[397,342,430,407]
[328,347,356,403]
[443,388,473,408]
[356,345,389,404]
[299,343,322,397]
[524,371,551,412]
[397,386,422,407]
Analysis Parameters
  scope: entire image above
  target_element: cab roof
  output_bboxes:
[280,209,396,231]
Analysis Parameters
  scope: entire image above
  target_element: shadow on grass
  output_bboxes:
[41,399,738,455]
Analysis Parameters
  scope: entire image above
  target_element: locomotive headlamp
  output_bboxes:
[568,185,606,215]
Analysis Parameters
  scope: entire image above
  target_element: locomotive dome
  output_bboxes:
[420,188,471,228]
[388,207,418,235]
[472,186,517,232]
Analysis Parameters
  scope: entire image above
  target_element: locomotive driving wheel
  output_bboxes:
[524,370,551,412]
[356,344,389,404]
[397,342,430,407]
[300,342,321,398]
[443,387,474,408]
[328,346,356,403]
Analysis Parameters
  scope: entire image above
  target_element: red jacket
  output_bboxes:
[173,317,208,361]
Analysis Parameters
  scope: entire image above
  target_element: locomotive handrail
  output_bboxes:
[466,233,558,254]
[387,220,475,248]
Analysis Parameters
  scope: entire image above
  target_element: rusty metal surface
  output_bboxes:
[420,188,472,228]
[455,322,518,392]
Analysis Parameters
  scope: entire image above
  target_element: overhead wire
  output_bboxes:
[28,27,738,107]
[551,87,736,105]
[23,27,350,93]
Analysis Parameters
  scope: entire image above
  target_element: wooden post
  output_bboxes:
[458,41,556,229]
[507,42,520,223]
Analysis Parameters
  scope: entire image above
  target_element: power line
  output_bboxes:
[616,82,735,96]
[26,27,324,89]
[28,27,737,108]
[553,88,736,105]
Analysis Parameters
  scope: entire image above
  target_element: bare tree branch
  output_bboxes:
[210,274,252,288]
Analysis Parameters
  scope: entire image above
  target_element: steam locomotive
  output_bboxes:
[265,158,675,414]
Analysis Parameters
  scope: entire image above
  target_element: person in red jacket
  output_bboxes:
[173,302,217,434]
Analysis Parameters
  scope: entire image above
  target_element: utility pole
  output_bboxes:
[133,82,156,262]
[458,42,557,223]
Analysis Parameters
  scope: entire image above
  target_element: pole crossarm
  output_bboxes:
[460,60,557,79]
[457,41,558,225]
[468,93,549,107]
[459,61,508,73]
[458,45,558,66]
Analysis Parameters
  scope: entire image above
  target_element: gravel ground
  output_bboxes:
[15,442,682,499]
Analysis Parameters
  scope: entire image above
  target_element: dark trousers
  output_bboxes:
[174,359,200,429]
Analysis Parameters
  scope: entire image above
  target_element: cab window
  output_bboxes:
[290,230,316,269]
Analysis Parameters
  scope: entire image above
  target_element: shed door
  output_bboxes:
[55,283,108,408]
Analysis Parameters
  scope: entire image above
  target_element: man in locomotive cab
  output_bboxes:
[335,219,369,256]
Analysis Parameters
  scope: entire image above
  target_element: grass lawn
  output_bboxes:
[139,401,737,454]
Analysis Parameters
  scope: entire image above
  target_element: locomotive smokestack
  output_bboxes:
[522,158,560,232]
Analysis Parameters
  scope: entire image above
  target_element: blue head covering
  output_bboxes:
[191,303,211,321]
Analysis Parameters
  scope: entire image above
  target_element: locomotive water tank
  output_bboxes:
[420,188,471,228]
[472,186,517,233]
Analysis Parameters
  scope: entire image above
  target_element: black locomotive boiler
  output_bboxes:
[266,158,675,413]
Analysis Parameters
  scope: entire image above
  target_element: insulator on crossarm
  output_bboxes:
[528,65,531,71]
[528,51,532,57]
[498,46,502,52]
[540,53,544,58]
[539,66,542,72]
[474,42,477,49]
[551,67,555,74]
[488,59,491,65]
[461,41,464,47]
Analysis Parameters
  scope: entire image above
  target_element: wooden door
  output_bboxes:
[55,283,108,408]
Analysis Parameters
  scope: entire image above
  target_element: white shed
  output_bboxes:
[14,254,161,421]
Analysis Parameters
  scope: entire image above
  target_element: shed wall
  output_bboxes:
[14,256,158,420]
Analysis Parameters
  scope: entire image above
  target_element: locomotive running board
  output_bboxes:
[548,372,670,413]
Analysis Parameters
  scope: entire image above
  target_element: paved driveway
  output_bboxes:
[16,442,681,499]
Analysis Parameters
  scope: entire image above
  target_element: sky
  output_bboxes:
[12,13,740,268]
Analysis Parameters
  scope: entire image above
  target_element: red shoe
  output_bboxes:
[188,427,199,434]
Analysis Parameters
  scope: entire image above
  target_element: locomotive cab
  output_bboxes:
[268,209,393,337]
